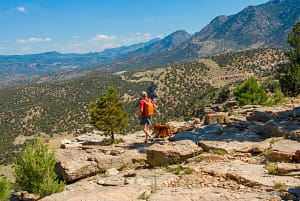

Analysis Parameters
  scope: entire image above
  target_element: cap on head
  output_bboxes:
[141,91,148,98]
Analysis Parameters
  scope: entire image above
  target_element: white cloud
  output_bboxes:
[91,34,115,41]
[17,6,27,13]
[17,37,52,44]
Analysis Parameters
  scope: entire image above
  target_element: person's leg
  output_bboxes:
[142,124,152,141]
[141,117,152,142]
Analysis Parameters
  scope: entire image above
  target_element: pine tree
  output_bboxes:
[89,86,128,142]
[279,21,300,97]
[0,177,12,201]
[234,77,268,106]
[14,138,65,197]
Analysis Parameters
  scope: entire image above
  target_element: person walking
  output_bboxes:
[139,91,157,143]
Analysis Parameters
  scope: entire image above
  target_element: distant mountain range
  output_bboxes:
[0,0,299,80]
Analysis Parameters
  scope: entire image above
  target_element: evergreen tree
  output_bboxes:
[279,21,300,97]
[0,177,12,201]
[234,77,268,106]
[89,86,128,142]
[14,138,65,197]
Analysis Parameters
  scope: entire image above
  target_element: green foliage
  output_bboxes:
[208,149,228,155]
[274,181,284,190]
[279,21,300,97]
[265,162,278,175]
[100,137,125,146]
[234,77,268,106]
[271,87,285,105]
[89,86,128,141]
[183,167,194,174]
[138,191,150,200]
[0,177,12,201]
[14,138,65,197]
[167,165,194,175]
[279,62,300,97]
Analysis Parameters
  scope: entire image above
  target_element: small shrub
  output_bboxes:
[174,165,183,175]
[101,137,125,145]
[138,191,150,200]
[274,181,284,189]
[0,177,12,201]
[263,148,272,156]
[167,165,194,175]
[183,167,194,174]
[265,162,278,175]
[14,138,65,197]
[234,77,268,106]
[195,155,205,162]
[272,87,285,105]
[208,149,227,155]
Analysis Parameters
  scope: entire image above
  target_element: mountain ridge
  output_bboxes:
[0,0,300,83]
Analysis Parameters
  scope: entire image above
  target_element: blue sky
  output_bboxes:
[0,0,268,55]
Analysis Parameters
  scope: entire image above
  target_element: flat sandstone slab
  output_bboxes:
[202,160,300,187]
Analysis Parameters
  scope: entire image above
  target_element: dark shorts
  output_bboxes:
[140,116,153,126]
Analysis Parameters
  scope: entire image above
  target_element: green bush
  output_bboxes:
[0,177,12,201]
[14,138,65,197]
[278,21,300,97]
[270,87,285,105]
[234,77,268,106]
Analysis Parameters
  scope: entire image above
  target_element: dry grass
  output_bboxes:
[46,133,73,149]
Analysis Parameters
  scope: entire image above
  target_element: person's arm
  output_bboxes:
[139,100,144,119]
[152,99,157,109]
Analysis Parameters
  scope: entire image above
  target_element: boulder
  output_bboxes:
[204,113,229,125]
[247,111,273,123]
[55,149,100,182]
[277,163,300,174]
[261,120,300,140]
[195,124,223,135]
[55,147,140,182]
[169,131,200,143]
[146,140,203,167]
[294,150,300,163]
[267,139,300,163]
[167,121,194,133]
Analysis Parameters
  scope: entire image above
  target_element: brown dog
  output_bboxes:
[153,123,174,140]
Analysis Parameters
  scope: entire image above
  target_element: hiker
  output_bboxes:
[139,91,157,143]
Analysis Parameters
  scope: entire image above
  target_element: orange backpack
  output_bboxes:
[143,99,154,116]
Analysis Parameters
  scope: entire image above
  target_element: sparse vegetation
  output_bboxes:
[265,162,278,175]
[138,191,150,200]
[274,181,284,189]
[208,149,228,155]
[183,167,194,174]
[167,165,194,175]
